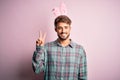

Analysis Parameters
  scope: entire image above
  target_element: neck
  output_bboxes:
[58,38,70,47]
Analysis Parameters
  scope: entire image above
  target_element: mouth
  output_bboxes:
[58,33,70,40]
[60,34,67,39]
[61,33,66,36]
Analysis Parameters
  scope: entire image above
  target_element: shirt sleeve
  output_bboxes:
[78,47,87,80]
[32,45,47,74]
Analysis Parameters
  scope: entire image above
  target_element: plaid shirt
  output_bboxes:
[32,39,87,80]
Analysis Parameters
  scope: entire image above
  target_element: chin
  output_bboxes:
[61,38,67,40]
[58,34,70,41]
[59,36,69,41]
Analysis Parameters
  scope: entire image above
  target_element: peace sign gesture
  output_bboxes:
[36,31,46,46]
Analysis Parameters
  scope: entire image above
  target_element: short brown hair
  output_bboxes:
[54,15,72,27]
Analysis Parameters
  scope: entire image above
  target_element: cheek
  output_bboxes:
[56,30,61,34]
[58,29,63,33]
[67,29,71,33]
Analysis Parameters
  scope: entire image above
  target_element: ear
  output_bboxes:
[55,27,57,32]
[52,7,61,17]
[60,2,67,15]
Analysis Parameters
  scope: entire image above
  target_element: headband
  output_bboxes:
[52,2,67,17]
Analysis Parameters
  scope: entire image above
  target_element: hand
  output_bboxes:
[36,31,46,46]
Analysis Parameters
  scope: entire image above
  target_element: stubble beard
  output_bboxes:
[58,34,70,41]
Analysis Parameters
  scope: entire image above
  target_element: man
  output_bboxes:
[32,15,87,80]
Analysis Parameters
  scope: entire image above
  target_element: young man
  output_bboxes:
[32,15,87,80]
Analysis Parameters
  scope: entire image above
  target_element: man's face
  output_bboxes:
[55,22,71,41]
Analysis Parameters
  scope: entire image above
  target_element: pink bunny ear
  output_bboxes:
[52,7,61,17]
[52,2,68,17]
[60,2,67,15]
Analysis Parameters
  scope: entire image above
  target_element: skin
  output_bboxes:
[55,22,71,46]
[36,22,71,47]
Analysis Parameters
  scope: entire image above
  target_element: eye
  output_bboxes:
[57,27,62,30]
[65,26,68,29]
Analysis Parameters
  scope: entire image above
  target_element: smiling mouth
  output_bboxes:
[61,33,66,36]
[58,33,70,40]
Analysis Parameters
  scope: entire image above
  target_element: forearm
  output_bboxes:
[79,61,87,80]
[78,47,87,80]
[32,46,46,74]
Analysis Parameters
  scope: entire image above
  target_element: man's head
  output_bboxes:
[54,15,72,27]
[54,15,72,41]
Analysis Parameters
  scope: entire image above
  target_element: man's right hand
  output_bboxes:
[36,31,46,46]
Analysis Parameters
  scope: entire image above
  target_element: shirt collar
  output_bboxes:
[55,39,74,48]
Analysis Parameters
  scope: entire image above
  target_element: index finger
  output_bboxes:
[43,32,47,41]
[39,30,42,40]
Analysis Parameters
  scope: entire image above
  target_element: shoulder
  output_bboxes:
[44,40,56,47]
[72,41,86,54]
[72,41,84,49]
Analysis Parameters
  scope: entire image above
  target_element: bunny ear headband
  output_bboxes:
[52,2,67,17]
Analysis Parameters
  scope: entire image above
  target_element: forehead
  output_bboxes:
[57,22,70,27]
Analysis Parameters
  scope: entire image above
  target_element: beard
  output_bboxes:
[58,33,70,41]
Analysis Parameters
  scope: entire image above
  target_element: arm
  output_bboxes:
[78,47,87,80]
[32,31,47,74]
[32,45,47,74]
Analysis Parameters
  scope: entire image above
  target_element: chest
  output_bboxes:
[47,47,81,63]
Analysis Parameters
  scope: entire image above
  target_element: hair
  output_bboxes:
[54,15,72,27]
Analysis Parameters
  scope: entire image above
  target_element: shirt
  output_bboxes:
[32,39,87,80]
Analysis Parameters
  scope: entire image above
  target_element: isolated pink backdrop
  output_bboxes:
[0,0,120,80]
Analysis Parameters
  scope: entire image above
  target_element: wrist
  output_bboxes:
[36,45,44,51]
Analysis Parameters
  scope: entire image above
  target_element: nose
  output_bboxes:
[62,28,66,32]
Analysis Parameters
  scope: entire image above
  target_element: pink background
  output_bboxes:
[0,0,120,80]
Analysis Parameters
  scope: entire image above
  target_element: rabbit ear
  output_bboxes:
[60,2,67,15]
[52,7,61,17]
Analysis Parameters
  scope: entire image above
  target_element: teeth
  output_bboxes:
[62,34,66,36]
[61,34,66,38]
